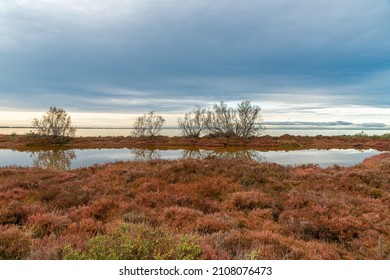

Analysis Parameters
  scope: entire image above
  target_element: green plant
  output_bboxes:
[379,133,390,139]
[63,224,202,260]
[176,236,202,260]
[248,250,261,260]
[352,131,368,138]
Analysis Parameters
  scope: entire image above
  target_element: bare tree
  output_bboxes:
[178,107,208,138]
[32,106,76,139]
[180,101,263,138]
[236,100,263,138]
[132,111,165,137]
[204,101,237,137]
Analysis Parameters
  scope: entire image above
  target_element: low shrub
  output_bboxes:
[0,225,31,259]
[28,212,70,238]
[230,191,273,211]
[65,218,106,236]
[161,206,203,233]
[1,156,390,260]
[0,202,28,225]
[63,224,202,260]
[196,213,237,234]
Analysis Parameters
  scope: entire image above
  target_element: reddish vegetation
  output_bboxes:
[1,153,390,259]
[1,134,390,151]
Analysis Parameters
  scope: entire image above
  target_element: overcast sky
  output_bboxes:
[1,0,390,127]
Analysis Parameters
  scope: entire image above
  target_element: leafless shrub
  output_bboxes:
[236,100,264,138]
[178,107,208,138]
[32,106,76,139]
[205,101,263,138]
[31,106,76,144]
[179,101,263,138]
[132,111,165,137]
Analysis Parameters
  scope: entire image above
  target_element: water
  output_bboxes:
[1,127,389,137]
[0,148,381,170]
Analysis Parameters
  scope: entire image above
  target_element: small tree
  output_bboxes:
[178,107,208,138]
[181,101,263,138]
[204,101,237,137]
[235,100,263,138]
[132,111,165,137]
[32,106,76,139]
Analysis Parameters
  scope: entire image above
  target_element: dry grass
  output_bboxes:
[0,152,390,259]
[1,134,390,151]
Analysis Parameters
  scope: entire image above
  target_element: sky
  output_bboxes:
[1,0,390,127]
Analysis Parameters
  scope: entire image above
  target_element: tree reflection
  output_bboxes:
[208,150,265,161]
[182,149,265,162]
[129,148,161,161]
[30,149,76,170]
[181,149,210,160]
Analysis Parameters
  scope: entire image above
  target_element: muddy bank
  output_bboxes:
[1,134,390,151]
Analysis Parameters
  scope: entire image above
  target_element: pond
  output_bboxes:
[0,148,382,170]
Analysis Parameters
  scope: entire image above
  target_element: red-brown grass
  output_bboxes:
[0,153,390,259]
[1,134,390,151]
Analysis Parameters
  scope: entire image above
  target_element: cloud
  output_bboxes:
[0,0,389,123]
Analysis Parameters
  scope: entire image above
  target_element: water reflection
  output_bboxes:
[129,148,265,162]
[30,149,77,170]
[181,149,209,160]
[181,149,265,161]
[0,147,382,170]
[129,148,161,161]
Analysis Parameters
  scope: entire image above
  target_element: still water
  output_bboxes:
[1,127,390,137]
[0,148,381,170]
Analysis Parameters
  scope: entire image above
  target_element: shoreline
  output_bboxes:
[1,134,390,152]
